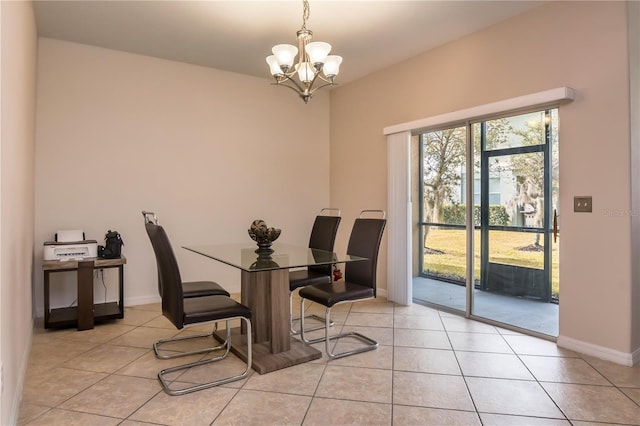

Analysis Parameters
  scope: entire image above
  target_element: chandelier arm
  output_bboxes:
[280,69,298,79]
[308,80,337,95]
[305,70,333,92]
[273,80,308,95]
[307,69,322,87]
[277,75,307,93]
[313,74,333,84]
[277,69,336,96]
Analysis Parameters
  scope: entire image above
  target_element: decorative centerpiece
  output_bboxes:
[248,219,281,253]
[250,252,281,270]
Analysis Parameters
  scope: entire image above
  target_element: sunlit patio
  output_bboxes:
[413,276,559,337]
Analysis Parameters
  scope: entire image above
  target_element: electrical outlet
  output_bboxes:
[574,196,592,213]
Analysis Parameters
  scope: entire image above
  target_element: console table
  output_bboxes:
[43,256,126,330]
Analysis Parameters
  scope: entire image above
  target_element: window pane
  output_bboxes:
[484,152,545,228]
[422,225,467,282]
[421,126,466,225]
[483,111,547,151]
[487,230,544,269]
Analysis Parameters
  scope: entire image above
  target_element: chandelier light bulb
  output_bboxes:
[297,62,315,83]
[305,41,331,65]
[266,55,283,76]
[322,55,342,78]
[272,44,298,69]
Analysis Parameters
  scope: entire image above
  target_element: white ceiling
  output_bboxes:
[33,0,544,84]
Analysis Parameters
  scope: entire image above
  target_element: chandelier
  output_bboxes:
[266,0,342,103]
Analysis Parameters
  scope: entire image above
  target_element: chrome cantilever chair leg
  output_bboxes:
[153,320,229,359]
[299,298,378,359]
[290,293,333,335]
[157,316,252,396]
[289,208,341,336]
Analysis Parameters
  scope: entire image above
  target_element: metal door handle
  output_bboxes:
[553,209,558,243]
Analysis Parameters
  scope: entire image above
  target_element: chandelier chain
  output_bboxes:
[301,0,310,30]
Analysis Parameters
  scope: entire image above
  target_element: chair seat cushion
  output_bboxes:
[183,281,230,298]
[183,295,251,325]
[298,281,374,308]
[289,270,332,291]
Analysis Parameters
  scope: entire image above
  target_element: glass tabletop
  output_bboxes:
[183,243,366,272]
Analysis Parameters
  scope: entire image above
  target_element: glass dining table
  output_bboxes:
[183,242,366,374]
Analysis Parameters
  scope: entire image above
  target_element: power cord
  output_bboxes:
[99,269,107,302]
[67,269,107,307]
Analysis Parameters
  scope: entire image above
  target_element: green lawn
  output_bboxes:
[423,228,559,297]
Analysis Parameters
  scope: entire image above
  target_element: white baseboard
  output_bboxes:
[377,288,388,299]
[124,295,161,307]
[557,335,638,366]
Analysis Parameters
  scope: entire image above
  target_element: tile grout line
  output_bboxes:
[501,333,571,423]
[439,309,483,424]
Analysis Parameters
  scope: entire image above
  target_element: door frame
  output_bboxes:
[383,87,573,318]
[477,110,553,303]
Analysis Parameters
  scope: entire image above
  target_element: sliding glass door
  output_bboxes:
[472,110,559,335]
[414,108,560,336]
[416,125,470,311]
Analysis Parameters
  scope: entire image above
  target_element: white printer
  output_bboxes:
[43,229,98,261]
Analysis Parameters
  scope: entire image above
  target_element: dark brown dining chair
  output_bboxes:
[142,211,230,298]
[142,211,232,361]
[299,210,386,359]
[144,219,252,395]
[289,208,341,335]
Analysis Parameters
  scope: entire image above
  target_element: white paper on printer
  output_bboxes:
[56,229,84,242]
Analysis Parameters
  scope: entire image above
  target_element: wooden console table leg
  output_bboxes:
[77,260,95,330]
[44,271,51,329]
[118,264,125,318]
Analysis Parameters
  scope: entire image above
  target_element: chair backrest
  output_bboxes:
[142,211,164,297]
[142,210,159,225]
[308,213,341,275]
[344,217,386,295]
[144,222,185,329]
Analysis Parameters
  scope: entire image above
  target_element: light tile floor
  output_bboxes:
[18,296,640,425]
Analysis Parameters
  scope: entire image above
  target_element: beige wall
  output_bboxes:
[0,1,37,423]
[330,1,637,357]
[629,0,640,354]
[34,38,330,311]
[3,5,636,423]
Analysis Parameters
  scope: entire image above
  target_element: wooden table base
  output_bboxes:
[214,328,322,374]
[240,269,291,353]
[233,268,322,373]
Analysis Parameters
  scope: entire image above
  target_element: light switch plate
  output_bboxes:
[574,196,592,212]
